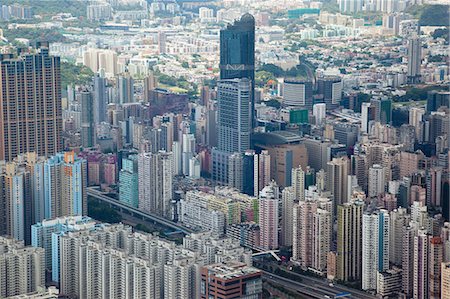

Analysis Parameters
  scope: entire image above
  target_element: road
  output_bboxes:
[260,269,376,299]
[87,187,194,234]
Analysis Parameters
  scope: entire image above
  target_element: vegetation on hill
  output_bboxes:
[88,199,122,224]
[1,0,87,17]
[1,28,66,45]
[61,62,94,89]
[408,4,450,26]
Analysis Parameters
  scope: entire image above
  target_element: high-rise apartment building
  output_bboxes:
[413,229,429,299]
[327,157,350,209]
[0,44,62,161]
[258,182,279,250]
[362,210,390,291]
[292,165,305,201]
[0,236,45,298]
[336,200,364,282]
[389,208,410,266]
[442,263,450,299]
[368,164,385,198]
[281,187,295,247]
[138,151,173,218]
[44,152,87,219]
[31,215,95,273]
[429,237,443,299]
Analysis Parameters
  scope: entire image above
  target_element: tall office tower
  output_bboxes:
[313,103,326,125]
[281,187,295,247]
[426,90,450,113]
[258,182,279,250]
[409,107,425,141]
[362,210,390,291]
[339,0,363,13]
[336,200,364,282]
[368,164,385,198]
[31,215,95,272]
[158,31,167,54]
[44,152,87,219]
[402,224,418,297]
[228,152,243,191]
[292,201,316,268]
[117,72,134,104]
[317,76,342,110]
[327,157,350,209]
[254,150,271,196]
[303,138,330,173]
[119,155,139,208]
[182,133,196,176]
[292,165,305,201]
[389,208,410,266]
[283,79,313,108]
[143,73,157,102]
[80,89,95,148]
[0,44,62,161]
[442,263,450,299]
[379,99,392,124]
[429,237,443,299]
[414,229,430,299]
[138,151,173,218]
[93,72,107,123]
[212,78,252,184]
[0,236,45,298]
[217,78,252,153]
[219,13,255,125]
[200,262,262,299]
[407,37,422,84]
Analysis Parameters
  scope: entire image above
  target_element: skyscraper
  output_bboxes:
[258,182,279,250]
[220,13,255,125]
[212,78,252,184]
[138,151,173,218]
[0,236,45,298]
[44,152,87,219]
[80,89,95,148]
[317,76,342,110]
[119,155,139,207]
[368,164,385,198]
[362,210,390,291]
[0,43,62,161]
[407,37,422,84]
[414,229,429,299]
[93,72,107,123]
[327,157,350,210]
[292,165,305,201]
[442,263,450,299]
[217,78,252,153]
[336,200,364,282]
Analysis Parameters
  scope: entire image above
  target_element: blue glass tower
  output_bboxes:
[220,13,255,126]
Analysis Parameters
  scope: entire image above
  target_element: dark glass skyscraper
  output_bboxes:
[220,13,255,125]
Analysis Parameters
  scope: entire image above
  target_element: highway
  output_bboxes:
[260,269,376,299]
[87,187,194,234]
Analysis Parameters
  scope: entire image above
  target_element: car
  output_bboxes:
[324,296,331,299]
[329,283,334,287]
